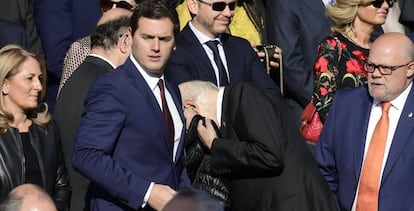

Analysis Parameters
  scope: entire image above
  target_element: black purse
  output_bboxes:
[183,115,231,208]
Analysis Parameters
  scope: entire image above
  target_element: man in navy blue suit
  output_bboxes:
[266,0,331,127]
[72,1,190,210]
[165,0,280,95]
[316,32,414,210]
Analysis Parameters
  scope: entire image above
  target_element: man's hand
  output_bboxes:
[148,184,176,211]
[252,43,282,69]
[197,118,218,150]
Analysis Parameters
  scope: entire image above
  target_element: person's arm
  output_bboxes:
[199,85,285,178]
[50,121,71,211]
[312,36,340,123]
[23,0,43,55]
[72,78,151,209]
[33,0,72,80]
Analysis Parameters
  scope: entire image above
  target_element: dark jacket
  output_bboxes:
[0,121,70,211]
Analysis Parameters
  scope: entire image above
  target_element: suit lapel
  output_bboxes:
[181,24,219,83]
[221,34,240,83]
[123,58,171,150]
[352,90,373,181]
[382,86,414,183]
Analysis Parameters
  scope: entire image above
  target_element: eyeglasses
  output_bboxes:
[100,0,133,12]
[370,0,393,8]
[364,61,411,75]
[197,0,237,11]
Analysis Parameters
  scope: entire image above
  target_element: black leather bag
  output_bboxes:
[183,115,231,208]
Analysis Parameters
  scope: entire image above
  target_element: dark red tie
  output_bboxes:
[158,79,175,148]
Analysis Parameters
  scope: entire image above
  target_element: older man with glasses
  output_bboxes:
[165,0,280,95]
[316,32,414,211]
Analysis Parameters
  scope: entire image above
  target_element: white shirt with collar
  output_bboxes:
[129,55,184,208]
[351,82,412,211]
[89,53,117,69]
[188,22,230,87]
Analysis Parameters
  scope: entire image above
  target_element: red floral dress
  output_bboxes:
[312,33,369,122]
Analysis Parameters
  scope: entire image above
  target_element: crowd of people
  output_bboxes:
[0,0,414,210]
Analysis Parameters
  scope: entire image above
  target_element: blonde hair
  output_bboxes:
[327,0,373,37]
[0,45,51,133]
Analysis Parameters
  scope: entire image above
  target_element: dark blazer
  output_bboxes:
[165,23,280,96]
[399,0,414,32]
[210,83,336,211]
[315,85,414,210]
[266,0,331,108]
[54,56,114,211]
[0,19,26,49]
[33,0,102,112]
[0,0,43,53]
[72,58,191,210]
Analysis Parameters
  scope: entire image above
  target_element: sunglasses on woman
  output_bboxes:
[370,0,393,8]
[198,0,237,11]
[100,0,133,12]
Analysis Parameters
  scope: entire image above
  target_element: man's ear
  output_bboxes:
[187,0,198,16]
[407,62,414,78]
[119,31,131,53]
[183,99,200,113]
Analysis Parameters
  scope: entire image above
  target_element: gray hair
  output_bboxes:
[179,80,219,104]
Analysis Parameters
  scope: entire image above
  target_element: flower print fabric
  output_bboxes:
[312,33,369,122]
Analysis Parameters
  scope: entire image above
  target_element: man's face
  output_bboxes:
[131,17,175,77]
[367,46,414,102]
[188,0,236,38]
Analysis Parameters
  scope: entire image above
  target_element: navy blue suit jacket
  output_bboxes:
[266,0,331,107]
[34,0,102,111]
[0,19,26,49]
[315,85,414,210]
[72,58,190,210]
[165,23,280,96]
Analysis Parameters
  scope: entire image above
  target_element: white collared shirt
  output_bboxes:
[129,55,184,208]
[351,82,412,210]
[89,53,117,69]
[188,22,230,87]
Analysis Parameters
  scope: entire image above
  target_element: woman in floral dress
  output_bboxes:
[312,0,393,123]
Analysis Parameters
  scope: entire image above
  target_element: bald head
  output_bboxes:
[0,184,57,211]
[97,8,133,26]
[367,32,414,102]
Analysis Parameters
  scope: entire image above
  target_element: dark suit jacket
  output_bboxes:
[55,56,114,211]
[165,23,280,96]
[266,0,331,108]
[210,83,336,211]
[0,0,42,53]
[0,19,26,49]
[72,58,191,210]
[33,0,102,112]
[316,85,414,210]
[399,0,414,31]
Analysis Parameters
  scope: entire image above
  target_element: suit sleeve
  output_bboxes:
[72,78,150,209]
[267,0,313,107]
[315,97,340,205]
[34,0,72,80]
[165,48,200,86]
[210,85,285,178]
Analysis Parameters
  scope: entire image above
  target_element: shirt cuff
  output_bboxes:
[141,182,154,208]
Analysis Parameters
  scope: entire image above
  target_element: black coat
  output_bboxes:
[209,83,336,211]
[0,121,70,210]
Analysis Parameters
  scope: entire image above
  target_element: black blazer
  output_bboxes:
[165,23,280,96]
[210,83,336,211]
[0,19,26,49]
[54,56,114,211]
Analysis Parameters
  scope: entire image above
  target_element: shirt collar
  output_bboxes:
[188,21,222,45]
[129,55,164,91]
[89,54,117,69]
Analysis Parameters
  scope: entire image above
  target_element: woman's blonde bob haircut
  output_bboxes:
[327,0,374,37]
[0,45,51,133]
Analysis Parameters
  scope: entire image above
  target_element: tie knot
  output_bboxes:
[381,101,391,112]
[205,40,220,50]
[158,78,164,89]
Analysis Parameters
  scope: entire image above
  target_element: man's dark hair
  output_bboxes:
[130,0,180,39]
[90,15,131,50]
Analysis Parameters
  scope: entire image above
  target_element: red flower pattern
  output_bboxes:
[315,57,329,75]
